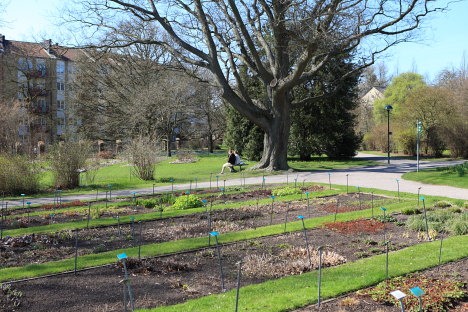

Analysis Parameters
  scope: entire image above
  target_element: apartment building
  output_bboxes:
[0,35,84,154]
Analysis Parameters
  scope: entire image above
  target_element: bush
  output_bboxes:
[272,186,302,197]
[401,207,421,215]
[433,200,452,208]
[48,141,92,189]
[449,217,468,235]
[125,137,161,181]
[170,194,203,210]
[0,154,40,195]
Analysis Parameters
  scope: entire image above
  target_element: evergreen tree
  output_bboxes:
[289,58,361,159]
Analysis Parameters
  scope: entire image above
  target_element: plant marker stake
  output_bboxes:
[223,179,226,192]
[396,179,400,202]
[235,261,242,312]
[95,189,99,201]
[328,173,332,190]
[170,178,174,195]
[317,246,325,308]
[371,192,374,217]
[302,179,306,188]
[385,241,390,280]
[138,221,142,260]
[420,197,429,239]
[298,216,312,267]
[381,207,387,240]
[210,231,225,292]
[210,173,213,190]
[270,196,275,225]
[152,183,155,195]
[189,180,192,193]
[105,191,108,209]
[283,204,289,233]
[334,199,339,222]
[417,187,422,208]
[438,235,444,271]
[21,194,25,211]
[294,178,297,189]
[130,217,136,240]
[410,287,425,312]
[195,177,198,189]
[132,192,137,207]
[116,216,121,236]
[117,253,135,311]
[216,175,219,189]
[87,202,91,228]
[262,176,265,189]
[390,290,406,312]
[207,205,212,246]
[26,202,31,225]
[0,204,3,239]
[305,192,310,217]
[346,174,349,193]
[358,186,362,209]
[74,230,79,275]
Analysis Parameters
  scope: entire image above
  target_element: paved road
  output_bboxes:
[3,153,467,208]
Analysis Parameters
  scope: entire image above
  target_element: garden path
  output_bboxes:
[5,153,467,208]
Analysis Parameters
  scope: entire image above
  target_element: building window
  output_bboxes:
[40,117,47,126]
[57,82,65,91]
[56,61,65,74]
[58,117,66,126]
[57,100,65,110]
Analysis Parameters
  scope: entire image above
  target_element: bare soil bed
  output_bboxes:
[0,192,389,268]
[293,257,468,312]
[4,217,433,312]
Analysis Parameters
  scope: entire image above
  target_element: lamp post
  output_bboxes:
[416,120,422,172]
[385,105,393,165]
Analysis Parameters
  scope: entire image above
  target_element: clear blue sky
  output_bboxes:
[1,0,467,83]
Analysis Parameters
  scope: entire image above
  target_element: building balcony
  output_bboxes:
[25,69,47,79]
[29,106,49,114]
[29,87,48,97]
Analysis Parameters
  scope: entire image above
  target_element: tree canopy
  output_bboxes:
[66,0,444,170]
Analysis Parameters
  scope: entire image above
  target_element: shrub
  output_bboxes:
[272,186,302,197]
[170,194,203,210]
[124,137,161,181]
[48,141,92,189]
[0,154,40,195]
[433,200,452,208]
[401,207,421,215]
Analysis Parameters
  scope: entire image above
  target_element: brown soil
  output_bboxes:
[5,218,438,312]
[294,257,468,312]
[0,193,389,268]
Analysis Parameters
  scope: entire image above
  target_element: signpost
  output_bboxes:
[390,290,406,312]
[410,287,425,311]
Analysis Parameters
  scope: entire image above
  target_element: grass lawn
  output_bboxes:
[25,153,379,198]
[359,150,456,161]
[403,167,468,189]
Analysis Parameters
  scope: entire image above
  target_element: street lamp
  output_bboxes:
[416,120,422,172]
[385,105,393,164]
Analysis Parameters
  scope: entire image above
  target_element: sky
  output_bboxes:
[1,0,467,83]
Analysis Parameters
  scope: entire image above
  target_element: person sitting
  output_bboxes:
[234,151,245,166]
[220,150,237,173]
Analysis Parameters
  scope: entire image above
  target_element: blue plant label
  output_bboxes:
[271,196,275,199]
[132,192,136,195]
[117,253,128,260]
[170,178,174,182]
[390,290,406,300]
[410,287,425,297]
[130,217,136,220]
[186,191,190,194]
[21,194,25,196]
[202,200,207,204]
[396,179,399,181]
[381,207,387,211]
[305,192,309,195]
[27,202,31,205]
[420,197,425,200]
[297,216,304,219]
[210,231,219,236]
[50,214,55,217]
[108,184,112,187]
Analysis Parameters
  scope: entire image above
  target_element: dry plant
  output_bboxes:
[124,137,161,181]
[243,246,346,278]
[339,297,360,307]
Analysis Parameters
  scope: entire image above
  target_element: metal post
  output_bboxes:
[299,216,312,267]
[385,241,389,280]
[270,196,275,225]
[235,261,242,312]
[317,246,324,307]
[421,197,429,239]
[417,187,421,208]
[210,173,212,190]
[386,106,392,164]
[328,173,331,190]
[417,120,421,172]
[138,221,142,260]
[74,230,79,275]
[283,204,289,233]
[438,236,444,271]
[211,232,225,291]
[87,202,91,228]
[396,179,400,202]
[371,192,374,217]
[346,174,349,193]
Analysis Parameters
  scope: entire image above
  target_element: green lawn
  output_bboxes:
[403,167,468,189]
[359,150,455,161]
[20,153,380,198]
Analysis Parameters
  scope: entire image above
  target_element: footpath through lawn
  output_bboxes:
[139,235,468,312]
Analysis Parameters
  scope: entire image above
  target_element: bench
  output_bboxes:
[236,163,247,171]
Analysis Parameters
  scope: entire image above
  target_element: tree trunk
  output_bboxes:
[253,107,290,171]
[166,134,172,157]
[208,132,214,153]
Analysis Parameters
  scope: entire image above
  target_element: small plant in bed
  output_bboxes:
[359,275,466,312]
[168,194,203,210]
[271,186,301,197]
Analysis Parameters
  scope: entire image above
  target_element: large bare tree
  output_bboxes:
[66,0,443,170]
